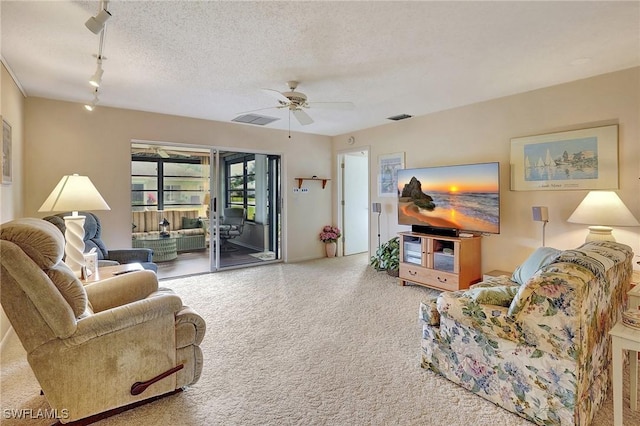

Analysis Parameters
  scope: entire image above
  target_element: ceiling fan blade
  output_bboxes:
[292,108,314,125]
[306,101,355,110]
[261,88,290,104]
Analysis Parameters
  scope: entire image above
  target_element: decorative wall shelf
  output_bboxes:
[295,177,330,189]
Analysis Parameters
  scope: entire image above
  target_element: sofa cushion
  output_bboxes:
[132,210,202,232]
[182,217,202,229]
[466,285,519,307]
[511,247,561,286]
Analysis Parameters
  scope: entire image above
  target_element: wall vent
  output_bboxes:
[232,114,280,126]
[387,114,413,121]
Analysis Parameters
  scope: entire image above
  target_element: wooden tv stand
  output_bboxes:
[398,232,482,291]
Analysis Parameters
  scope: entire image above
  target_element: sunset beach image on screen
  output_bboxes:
[397,162,500,234]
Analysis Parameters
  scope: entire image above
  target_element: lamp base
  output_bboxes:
[63,214,87,277]
[585,226,615,242]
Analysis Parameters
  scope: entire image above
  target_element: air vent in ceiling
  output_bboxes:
[232,114,280,126]
[387,114,413,121]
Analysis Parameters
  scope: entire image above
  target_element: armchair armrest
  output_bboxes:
[107,248,153,264]
[67,292,183,346]
[508,266,592,360]
[85,270,159,313]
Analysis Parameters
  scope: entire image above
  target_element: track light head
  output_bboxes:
[85,89,99,111]
[89,65,104,87]
[85,9,111,34]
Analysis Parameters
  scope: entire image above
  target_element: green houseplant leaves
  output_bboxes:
[370,236,400,276]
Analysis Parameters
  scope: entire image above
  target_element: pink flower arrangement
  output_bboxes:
[319,225,341,243]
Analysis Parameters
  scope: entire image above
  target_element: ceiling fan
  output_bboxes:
[243,81,355,126]
[132,146,200,159]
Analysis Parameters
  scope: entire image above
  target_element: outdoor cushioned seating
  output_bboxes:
[219,207,246,250]
[44,212,157,272]
[0,218,205,423]
[420,241,634,426]
[132,210,206,252]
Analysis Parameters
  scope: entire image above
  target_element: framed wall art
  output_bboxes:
[510,125,618,191]
[378,152,405,197]
[2,118,12,185]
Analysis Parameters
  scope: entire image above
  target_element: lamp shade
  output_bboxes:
[567,191,639,227]
[38,174,110,213]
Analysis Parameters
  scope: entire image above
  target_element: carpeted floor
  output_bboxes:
[1,254,639,425]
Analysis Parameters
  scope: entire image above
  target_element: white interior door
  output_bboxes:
[343,151,369,255]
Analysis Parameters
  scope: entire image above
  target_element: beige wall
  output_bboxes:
[23,98,333,263]
[12,67,640,271]
[0,63,25,344]
[333,67,640,273]
[1,62,24,223]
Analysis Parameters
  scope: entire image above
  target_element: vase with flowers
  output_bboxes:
[319,225,341,257]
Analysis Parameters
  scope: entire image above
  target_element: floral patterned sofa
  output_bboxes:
[420,241,634,425]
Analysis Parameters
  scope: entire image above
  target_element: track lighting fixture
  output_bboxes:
[85,8,111,34]
[84,89,99,111]
[83,1,111,112]
[89,59,104,87]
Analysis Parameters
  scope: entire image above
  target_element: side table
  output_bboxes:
[609,322,640,425]
[82,263,144,285]
[132,236,178,262]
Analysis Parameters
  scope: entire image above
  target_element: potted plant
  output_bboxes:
[370,236,400,276]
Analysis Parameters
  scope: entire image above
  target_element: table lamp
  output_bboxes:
[159,218,170,237]
[38,174,111,277]
[567,191,639,242]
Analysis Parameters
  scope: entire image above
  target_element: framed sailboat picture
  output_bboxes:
[510,125,618,191]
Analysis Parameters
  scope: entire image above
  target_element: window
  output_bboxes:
[131,155,208,212]
[225,154,256,221]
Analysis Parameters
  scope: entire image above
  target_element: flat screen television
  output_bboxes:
[397,162,500,235]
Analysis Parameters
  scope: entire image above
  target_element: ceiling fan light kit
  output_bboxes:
[246,81,355,130]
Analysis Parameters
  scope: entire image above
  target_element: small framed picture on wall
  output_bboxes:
[378,152,404,197]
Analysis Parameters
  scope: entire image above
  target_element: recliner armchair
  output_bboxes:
[44,211,157,272]
[0,218,205,423]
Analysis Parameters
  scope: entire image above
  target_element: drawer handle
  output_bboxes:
[437,276,447,283]
[409,270,417,276]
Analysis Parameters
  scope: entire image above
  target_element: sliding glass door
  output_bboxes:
[131,142,281,279]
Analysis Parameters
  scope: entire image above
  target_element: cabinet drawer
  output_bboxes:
[400,264,459,291]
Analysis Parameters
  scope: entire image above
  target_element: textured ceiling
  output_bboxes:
[2,1,639,136]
